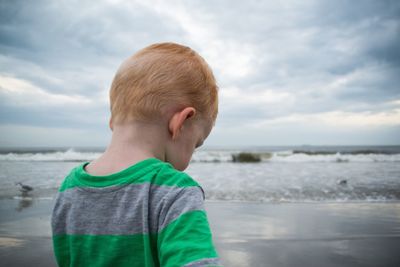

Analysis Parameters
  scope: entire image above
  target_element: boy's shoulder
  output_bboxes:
[146,160,206,201]
[155,160,200,187]
[56,158,205,199]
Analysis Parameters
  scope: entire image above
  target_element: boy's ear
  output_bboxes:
[168,107,196,140]
[109,117,113,131]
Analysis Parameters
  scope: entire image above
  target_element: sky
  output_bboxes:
[0,0,399,147]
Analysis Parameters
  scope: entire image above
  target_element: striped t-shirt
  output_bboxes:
[51,157,222,267]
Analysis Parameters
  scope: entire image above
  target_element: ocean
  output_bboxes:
[1,145,399,203]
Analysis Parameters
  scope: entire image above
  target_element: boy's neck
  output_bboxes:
[88,121,168,175]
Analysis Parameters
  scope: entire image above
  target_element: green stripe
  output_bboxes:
[53,233,159,267]
[158,210,219,267]
[59,159,200,192]
[52,210,218,267]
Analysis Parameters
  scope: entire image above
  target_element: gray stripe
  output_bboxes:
[158,185,204,230]
[183,257,223,267]
[51,183,204,235]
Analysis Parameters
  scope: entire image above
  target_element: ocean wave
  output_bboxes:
[268,151,400,163]
[0,148,100,161]
[191,150,400,163]
[1,148,399,162]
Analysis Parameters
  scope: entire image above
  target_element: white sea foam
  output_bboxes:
[268,151,400,163]
[191,150,400,163]
[0,148,101,161]
[12,196,53,200]
[1,148,399,162]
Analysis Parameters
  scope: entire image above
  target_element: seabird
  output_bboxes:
[15,182,34,193]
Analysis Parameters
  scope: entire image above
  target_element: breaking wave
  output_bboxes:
[0,148,100,162]
[1,147,399,162]
[192,150,400,163]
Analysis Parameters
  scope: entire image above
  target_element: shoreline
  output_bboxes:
[1,198,400,267]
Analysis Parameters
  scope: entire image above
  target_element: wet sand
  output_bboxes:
[1,197,400,267]
[207,201,400,267]
[0,198,55,267]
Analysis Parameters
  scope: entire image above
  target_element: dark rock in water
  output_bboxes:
[338,179,347,186]
[232,152,261,162]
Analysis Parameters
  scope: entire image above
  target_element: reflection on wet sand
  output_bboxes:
[0,237,26,248]
[206,201,400,267]
[15,196,34,212]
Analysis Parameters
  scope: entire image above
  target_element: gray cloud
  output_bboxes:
[0,0,399,146]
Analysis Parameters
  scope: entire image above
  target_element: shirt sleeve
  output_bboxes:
[157,186,223,267]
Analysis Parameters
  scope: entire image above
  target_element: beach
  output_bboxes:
[1,146,400,266]
[1,197,400,267]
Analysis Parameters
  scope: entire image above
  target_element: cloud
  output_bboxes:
[0,75,91,106]
[0,74,110,128]
[135,0,259,81]
[0,124,111,147]
[251,109,400,128]
[0,0,399,146]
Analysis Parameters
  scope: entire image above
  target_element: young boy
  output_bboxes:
[51,42,222,267]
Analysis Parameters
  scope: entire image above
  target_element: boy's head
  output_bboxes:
[109,42,218,126]
[108,42,218,170]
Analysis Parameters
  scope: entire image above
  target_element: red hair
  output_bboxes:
[109,42,218,125]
